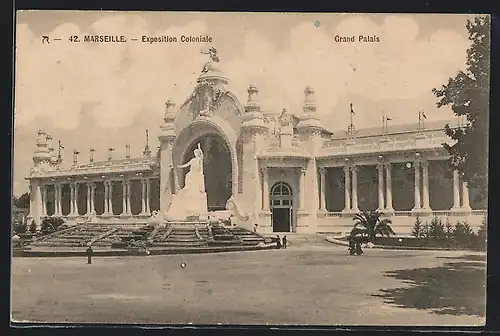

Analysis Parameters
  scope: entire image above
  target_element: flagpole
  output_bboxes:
[350,103,353,131]
[382,116,385,134]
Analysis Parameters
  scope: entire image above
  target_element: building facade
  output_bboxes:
[25,62,486,235]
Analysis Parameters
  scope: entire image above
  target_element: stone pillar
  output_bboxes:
[86,183,91,215]
[299,168,306,211]
[262,167,269,211]
[462,180,471,210]
[413,161,421,210]
[422,160,430,210]
[385,163,393,211]
[319,167,327,211]
[141,178,146,214]
[146,178,151,215]
[343,166,351,212]
[41,184,47,216]
[69,183,74,215]
[103,181,109,215]
[377,164,385,211]
[108,181,114,215]
[351,165,359,211]
[55,184,62,216]
[74,183,79,216]
[29,181,43,229]
[126,180,132,215]
[90,183,96,214]
[452,170,460,209]
[121,180,127,215]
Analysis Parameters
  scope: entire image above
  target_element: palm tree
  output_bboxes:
[350,210,395,242]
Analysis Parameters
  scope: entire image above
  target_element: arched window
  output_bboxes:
[271,182,292,197]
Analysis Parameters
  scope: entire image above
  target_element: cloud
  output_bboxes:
[14,14,469,131]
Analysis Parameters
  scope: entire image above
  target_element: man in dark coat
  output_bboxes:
[86,246,93,264]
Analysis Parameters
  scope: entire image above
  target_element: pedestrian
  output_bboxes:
[86,245,93,264]
[348,236,356,255]
[355,237,364,255]
[276,235,282,249]
[282,235,287,249]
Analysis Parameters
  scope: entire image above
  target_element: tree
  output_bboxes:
[13,192,30,209]
[432,16,490,204]
[350,210,395,242]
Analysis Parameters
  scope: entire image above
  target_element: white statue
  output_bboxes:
[164,143,208,220]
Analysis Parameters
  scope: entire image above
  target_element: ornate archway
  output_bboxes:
[171,118,239,210]
[182,135,232,211]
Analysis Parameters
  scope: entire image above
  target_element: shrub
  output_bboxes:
[29,219,37,233]
[421,222,430,239]
[453,220,475,245]
[428,217,446,239]
[444,217,454,239]
[412,216,424,238]
[13,220,27,234]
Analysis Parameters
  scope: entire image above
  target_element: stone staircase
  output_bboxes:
[228,227,267,246]
[29,224,115,248]
[24,221,273,252]
[154,225,206,247]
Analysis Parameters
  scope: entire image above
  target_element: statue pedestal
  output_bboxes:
[164,190,208,222]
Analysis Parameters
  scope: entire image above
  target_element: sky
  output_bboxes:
[13,11,480,196]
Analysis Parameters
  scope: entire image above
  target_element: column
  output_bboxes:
[108,181,114,215]
[377,164,385,211]
[385,163,393,211]
[69,183,75,215]
[343,166,351,212]
[55,184,61,216]
[74,183,79,216]
[90,183,96,214]
[141,179,146,214]
[462,180,471,210]
[103,181,109,215]
[299,168,306,211]
[41,185,48,216]
[262,168,269,211]
[422,160,430,210]
[86,183,91,215]
[351,165,359,211]
[319,167,327,211]
[126,180,132,215]
[413,161,421,210]
[452,169,460,209]
[146,178,151,215]
[121,180,127,215]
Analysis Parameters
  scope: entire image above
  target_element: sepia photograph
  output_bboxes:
[11,11,489,326]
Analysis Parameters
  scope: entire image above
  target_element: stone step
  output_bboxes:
[153,241,206,247]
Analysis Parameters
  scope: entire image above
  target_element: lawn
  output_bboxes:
[11,237,486,326]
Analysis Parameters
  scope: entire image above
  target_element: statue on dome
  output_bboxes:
[201,47,219,74]
[164,143,208,220]
[279,108,292,127]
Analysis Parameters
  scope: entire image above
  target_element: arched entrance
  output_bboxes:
[182,134,232,211]
[270,182,293,233]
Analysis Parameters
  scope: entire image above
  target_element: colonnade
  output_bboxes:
[317,160,470,213]
[38,177,156,218]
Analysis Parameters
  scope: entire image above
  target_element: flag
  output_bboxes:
[109,148,115,151]
[90,148,95,152]
[73,150,80,155]
[386,117,392,121]
[350,103,355,115]
[126,144,130,148]
[422,111,427,119]
[59,141,64,149]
